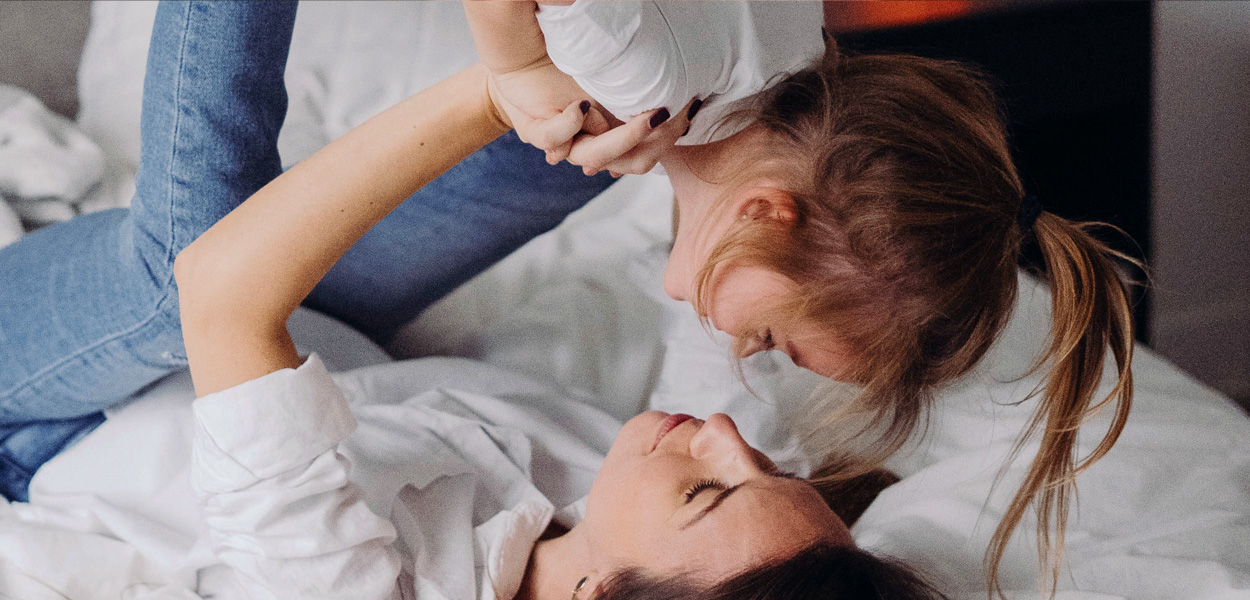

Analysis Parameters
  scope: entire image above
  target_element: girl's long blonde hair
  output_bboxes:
[693,44,1136,597]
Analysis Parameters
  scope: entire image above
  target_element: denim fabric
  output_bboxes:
[0,1,615,501]
[0,1,297,501]
[305,132,616,343]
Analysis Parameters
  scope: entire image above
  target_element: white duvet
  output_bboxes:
[0,2,1246,599]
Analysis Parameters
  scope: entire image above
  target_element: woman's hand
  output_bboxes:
[486,62,692,177]
[484,54,610,157]
[562,97,696,177]
[467,0,689,177]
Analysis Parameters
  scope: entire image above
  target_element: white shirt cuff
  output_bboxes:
[191,354,357,495]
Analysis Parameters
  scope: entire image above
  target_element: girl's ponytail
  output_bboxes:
[986,212,1137,598]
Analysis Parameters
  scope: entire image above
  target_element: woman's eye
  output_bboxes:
[685,478,726,503]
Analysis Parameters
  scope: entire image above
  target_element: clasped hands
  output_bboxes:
[485,55,695,178]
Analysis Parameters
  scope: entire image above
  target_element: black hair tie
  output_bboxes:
[1017,194,1044,238]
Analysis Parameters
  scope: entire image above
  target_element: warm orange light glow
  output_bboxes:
[825,1,977,33]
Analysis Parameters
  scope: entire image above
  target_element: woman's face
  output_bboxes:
[659,134,853,378]
[579,410,850,580]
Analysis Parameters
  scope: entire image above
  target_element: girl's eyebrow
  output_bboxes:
[680,482,746,530]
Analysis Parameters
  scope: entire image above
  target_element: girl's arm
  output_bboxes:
[463,1,548,75]
[175,64,513,397]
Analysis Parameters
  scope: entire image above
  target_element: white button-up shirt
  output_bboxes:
[3,355,624,600]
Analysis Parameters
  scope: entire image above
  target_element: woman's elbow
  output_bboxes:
[173,243,208,301]
[174,240,234,325]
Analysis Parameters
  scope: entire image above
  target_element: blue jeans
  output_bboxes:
[0,1,614,502]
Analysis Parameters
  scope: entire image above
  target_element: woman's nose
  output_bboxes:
[689,413,757,466]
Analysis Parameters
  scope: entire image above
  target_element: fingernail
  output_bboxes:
[686,97,704,121]
[649,108,670,128]
[681,125,691,137]
[579,100,591,115]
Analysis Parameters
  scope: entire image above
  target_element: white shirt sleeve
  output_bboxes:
[536,1,825,145]
[190,354,403,600]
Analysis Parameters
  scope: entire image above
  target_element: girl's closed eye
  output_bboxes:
[685,478,726,503]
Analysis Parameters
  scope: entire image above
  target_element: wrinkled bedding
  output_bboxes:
[0,2,1246,599]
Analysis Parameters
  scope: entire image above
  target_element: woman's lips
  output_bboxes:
[653,413,696,451]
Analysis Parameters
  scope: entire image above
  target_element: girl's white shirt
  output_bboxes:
[537,1,826,146]
[4,354,623,600]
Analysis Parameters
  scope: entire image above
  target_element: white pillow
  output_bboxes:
[75,1,479,211]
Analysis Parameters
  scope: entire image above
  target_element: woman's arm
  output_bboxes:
[175,64,512,397]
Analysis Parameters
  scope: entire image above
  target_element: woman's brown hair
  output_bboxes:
[692,44,1136,597]
[596,544,949,600]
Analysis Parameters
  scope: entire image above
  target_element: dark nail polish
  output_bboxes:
[686,98,704,121]
[681,125,691,137]
[649,108,670,128]
[579,100,591,115]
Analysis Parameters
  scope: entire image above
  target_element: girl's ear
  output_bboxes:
[738,188,798,223]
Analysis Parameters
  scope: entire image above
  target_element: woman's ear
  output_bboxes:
[737,188,798,223]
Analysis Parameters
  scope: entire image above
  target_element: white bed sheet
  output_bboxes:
[1,2,1245,598]
[409,177,1250,598]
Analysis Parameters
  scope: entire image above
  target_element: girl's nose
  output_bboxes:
[661,260,689,302]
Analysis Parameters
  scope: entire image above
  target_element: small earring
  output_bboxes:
[572,575,589,600]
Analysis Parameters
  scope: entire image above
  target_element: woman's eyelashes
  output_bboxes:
[683,471,798,505]
[685,478,726,503]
